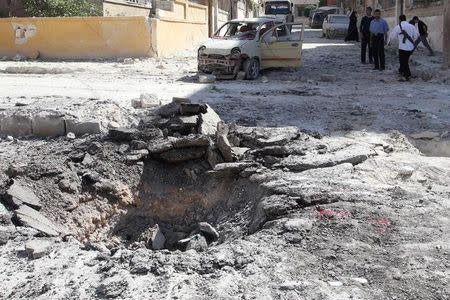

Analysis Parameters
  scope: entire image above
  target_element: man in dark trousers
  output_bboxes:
[369,9,389,70]
[360,6,374,64]
[389,15,418,81]
[409,16,434,56]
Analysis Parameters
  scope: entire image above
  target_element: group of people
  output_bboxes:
[345,7,434,81]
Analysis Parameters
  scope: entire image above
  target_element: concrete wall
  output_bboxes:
[153,0,208,56]
[0,0,207,59]
[103,0,151,16]
[0,16,153,59]
[218,8,229,28]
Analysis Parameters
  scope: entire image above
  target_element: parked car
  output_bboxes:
[197,17,304,80]
[322,14,349,39]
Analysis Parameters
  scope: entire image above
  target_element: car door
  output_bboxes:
[260,23,304,69]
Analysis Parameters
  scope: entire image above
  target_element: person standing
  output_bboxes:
[409,16,434,56]
[389,15,419,81]
[369,9,389,70]
[345,11,359,42]
[360,7,374,64]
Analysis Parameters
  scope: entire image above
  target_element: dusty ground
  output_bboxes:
[0,29,450,300]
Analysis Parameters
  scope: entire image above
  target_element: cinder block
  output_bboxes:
[32,115,65,137]
[65,120,101,136]
[0,114,32,136]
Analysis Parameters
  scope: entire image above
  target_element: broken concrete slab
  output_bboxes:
[5,182,42,210]
[232,147,250,159]
[168,115,199,134]
[155,102,180,118]
[32,114,65,137]
[198,104,221,137]
[179,103,207,115]
[206,147,224,168]
[251,146,303,157]
[198,222,219,241]
[277,145,376,171]
[0,114,32,136]
[210,161,259,174]
[109,128,139,142]
[235,126,300,148]
[25,239,53,259]
[216,122,233,162]
[185,234,208,252]
[126,149,149,162]
[14,205,62,236]
[65,120,102,136]
[130,140,148,150]
[148,139,175,154]
[172,134,210,148]
[159,147,206,163]
[151,224,166,250]
[131,94,161,109]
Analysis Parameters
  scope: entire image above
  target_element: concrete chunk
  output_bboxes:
[0,114,32,136]
[216,122,233,162]
[5,182,41,210]
[32,114,65,137]
[25,239,53,259]
[159,147,206,163]
[151,224,166,250]
[109,128,139,141]
[65,120,101,136]
[179,103,207,115]
[198,222,219,241]
[199,104,221,136]
[14,205,62,236]
[172,134,210,148]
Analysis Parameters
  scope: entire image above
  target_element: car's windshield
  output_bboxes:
[265,1,290,15]
[329,16,348,24]
[214,22,260,40]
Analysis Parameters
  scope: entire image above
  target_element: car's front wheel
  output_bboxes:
[243,58,259,80]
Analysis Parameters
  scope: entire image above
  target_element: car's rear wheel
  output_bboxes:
[243,58,259,80]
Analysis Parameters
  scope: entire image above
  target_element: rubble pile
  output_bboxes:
[1,101,449,299]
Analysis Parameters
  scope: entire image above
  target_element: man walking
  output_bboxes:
[409,16,434,56]
[369,9,389,70]
[389,15,418,81]
[360,6,374,64]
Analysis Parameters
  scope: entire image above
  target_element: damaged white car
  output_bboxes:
[198,17,304,80]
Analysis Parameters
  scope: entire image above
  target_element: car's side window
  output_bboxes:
[259,22,273,39]
[275,25,290,41]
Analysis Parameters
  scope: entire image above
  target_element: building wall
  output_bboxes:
[103,0,151,16]
[153,0,208,56]
[0,16,153,59]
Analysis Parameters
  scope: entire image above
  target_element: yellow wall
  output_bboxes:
[0,0,208,59]
[153,0,208,57]
[0,16,154,59]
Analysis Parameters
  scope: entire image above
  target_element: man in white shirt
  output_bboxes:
[388,14,419,81]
